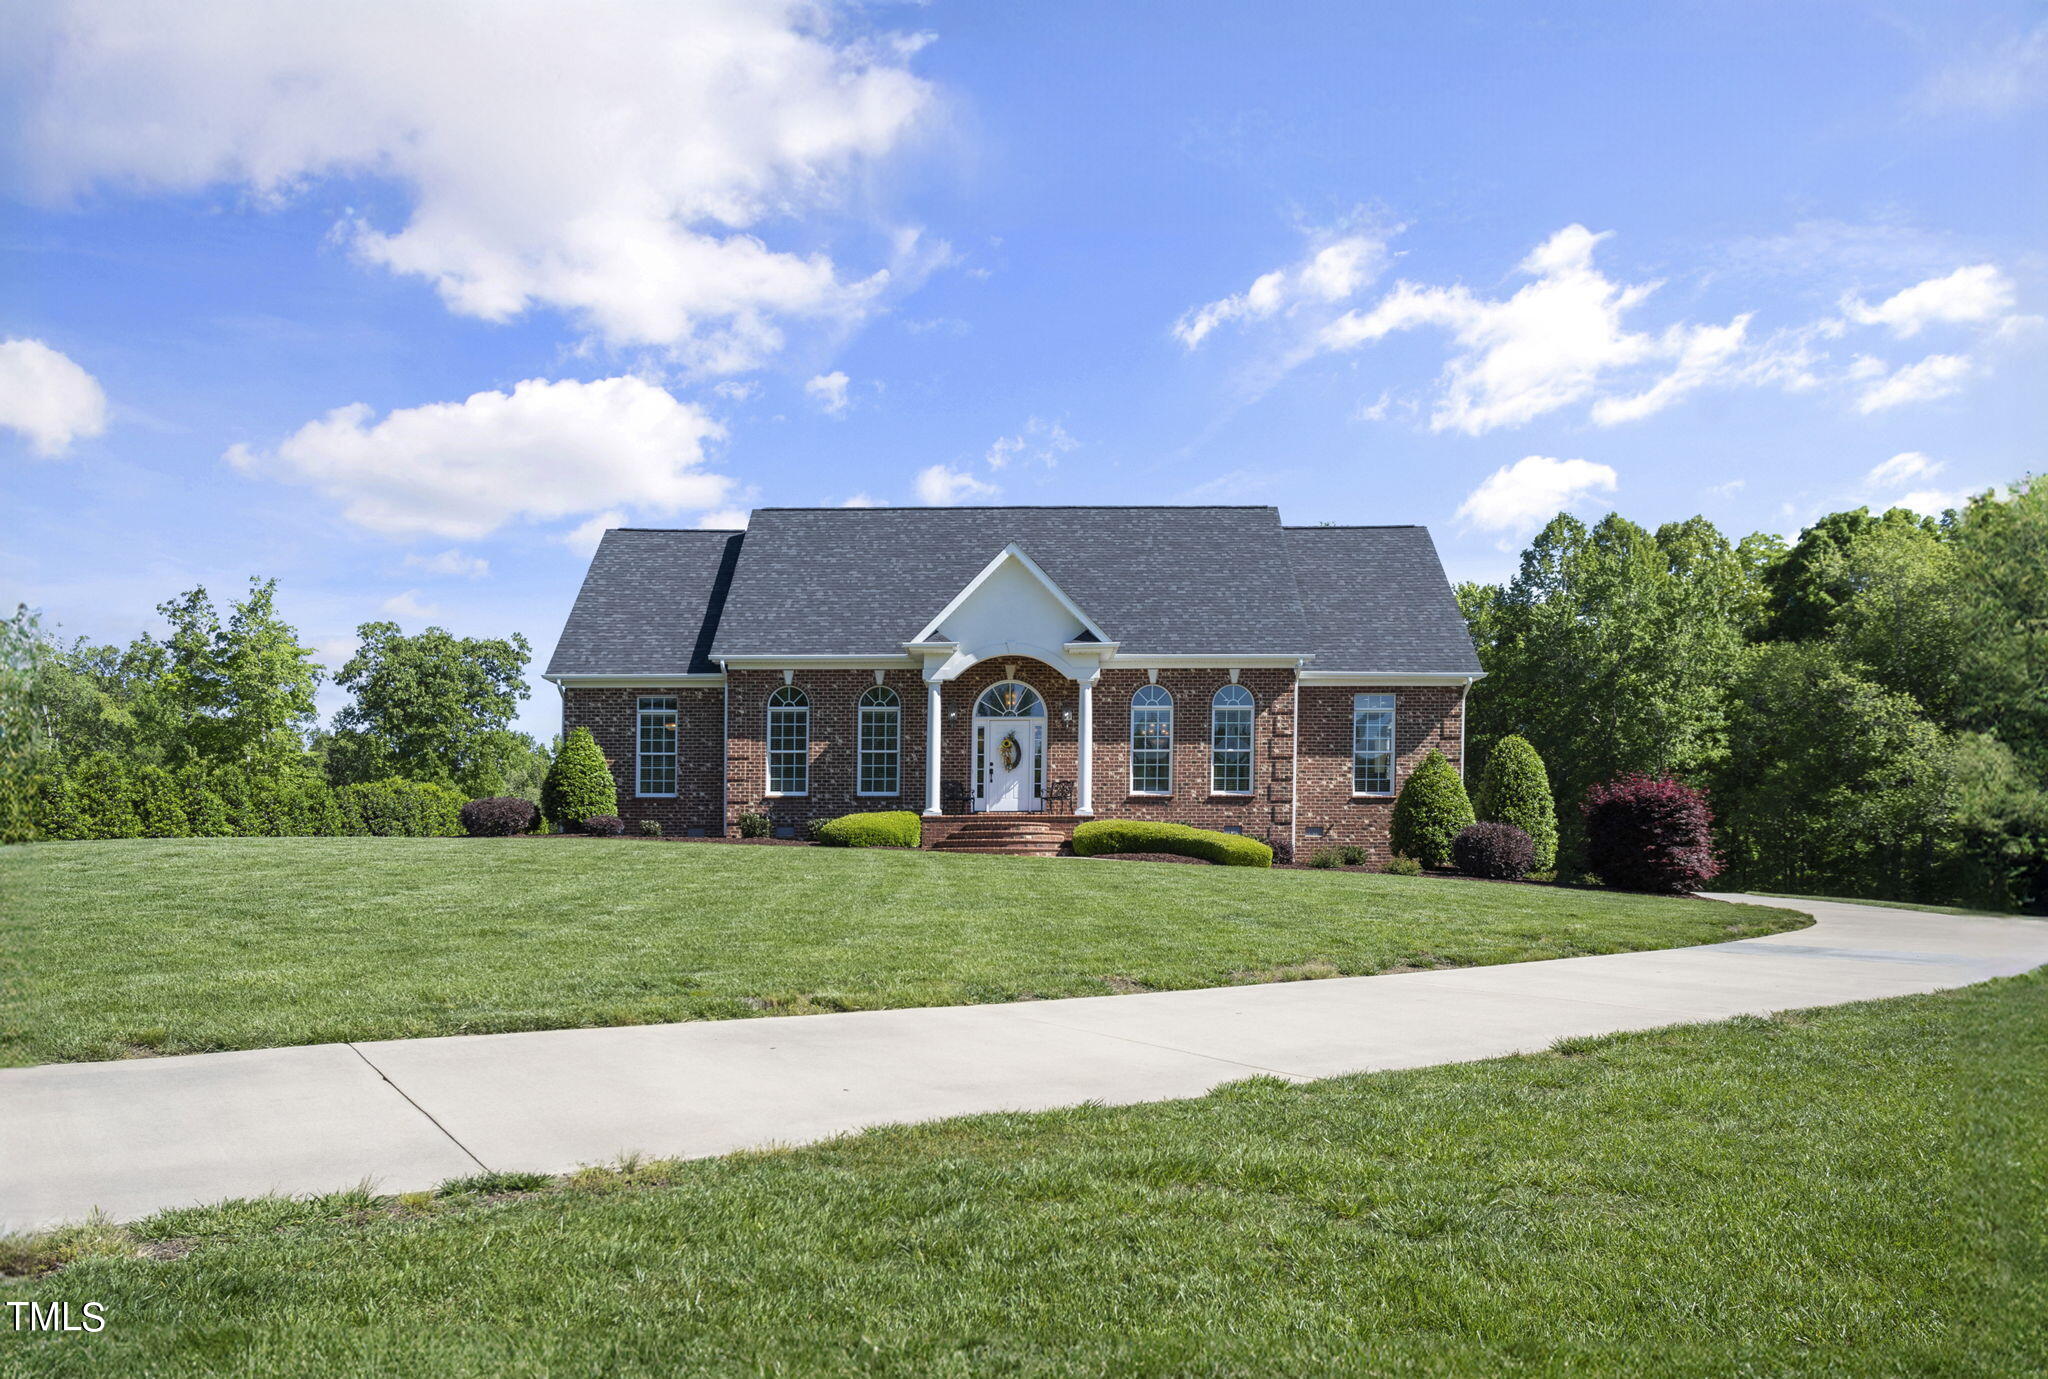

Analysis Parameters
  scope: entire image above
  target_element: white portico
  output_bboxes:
[904,544,1116,816]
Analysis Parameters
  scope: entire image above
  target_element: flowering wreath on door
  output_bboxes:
[998,731,1022,771]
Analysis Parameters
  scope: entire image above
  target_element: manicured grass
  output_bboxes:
[1754,890,2020,918]
[0,838,1803,1067]
[6,973,2040,1376]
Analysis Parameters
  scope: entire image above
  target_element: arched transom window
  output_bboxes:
[974,681,1043,718]
[857,685,901,797]
[1130,684,1173,795]
[1210,684,1254,794]
[766,684,809,796]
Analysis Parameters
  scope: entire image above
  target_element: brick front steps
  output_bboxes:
[925,814,1084,857]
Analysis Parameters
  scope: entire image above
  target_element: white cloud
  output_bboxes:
[1843,265,2017,338]
[380,590,436,621]
[1320,226,1759,434]
[838,492,883,507]
[1865,452,1943,489]
[984,417,1077,470]
[562,511,624,556]
[0,338,108,456]
[711,380,760,403]
[1455,455,1618,534]
[1918,23,2048,116]
[1855,354,1972,413]
[804,371,850,415]
[1892,488,1972,519]
[1174,229,1392,348]
[228,375,731,540]
[1705,478,1746,498]
[914,464,998,506]
[696,508,750,529]
[17,0,938,370]
[403,549,489,578]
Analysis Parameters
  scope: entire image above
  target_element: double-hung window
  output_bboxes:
[1352,693,1396,795]
[767,685,809,795]
[636,696,678,797]
[857,685,901,796]
[1210,684,1254,794]
[1130,684,1173,795]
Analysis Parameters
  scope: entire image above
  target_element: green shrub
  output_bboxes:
[1071,820,1273,867]
[736,811,771,838]
[128,763,191,838]
[541,727,617,832]
[31,774,87,840]
[72,753,141,839]
[1382,855,1424,876]
[339,778,465,837]
[174,764,233,837]
[637,818,662,837]
[1389,749,1473,869]
[1474,734,1558,872]
[1307,847,1343,869]
[816,810,921,848]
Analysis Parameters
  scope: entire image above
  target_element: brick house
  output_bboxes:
[544,505,1481,859]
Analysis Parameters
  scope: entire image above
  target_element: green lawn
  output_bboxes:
[0,838,1801,1067]
[6,972,2039,1376]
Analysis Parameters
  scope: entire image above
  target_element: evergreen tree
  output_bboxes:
[128,763,191,838]
[541,727,617,831]
[1474,734,1557,872]
[174,763,233,837]
[70,752,140,838]
[1389,749,1474,869]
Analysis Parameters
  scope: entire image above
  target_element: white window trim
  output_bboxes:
[766,687,810,798]
[1209,685,1255,796]
[635,695,679,799]
[1351,691,1397,798]
[1130,686,1173,796]
[856,687,902,798]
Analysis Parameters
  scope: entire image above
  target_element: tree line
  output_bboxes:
[1459,477,2046,913]
[0,578,546,843]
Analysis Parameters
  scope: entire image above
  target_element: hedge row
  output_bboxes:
[816,810,922,848]
[31,754,466,840]
[1071,820,1274,867]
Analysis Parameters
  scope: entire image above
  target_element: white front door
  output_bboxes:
[975,718,1044,812]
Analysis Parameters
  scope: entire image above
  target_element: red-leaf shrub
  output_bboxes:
[1452,822,1535,879]
[460,796,541,837]
[1582,774,1721,893]
[581,814,626,837]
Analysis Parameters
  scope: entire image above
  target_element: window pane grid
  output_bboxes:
[1131,685,1173,795]
[857,690,900,796]
[1352,693,1395,795]
[767,685,809,795]
[636,696,677,797]
[1211,712,1252,794]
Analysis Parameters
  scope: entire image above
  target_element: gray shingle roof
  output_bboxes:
[544,527,742,676]
[1285,525,1482,673]
[548,508,1479,677]
[711,506,1310,659]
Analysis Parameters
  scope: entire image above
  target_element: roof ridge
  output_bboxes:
[1283,524,1423,530]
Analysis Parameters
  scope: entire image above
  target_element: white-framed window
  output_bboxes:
[767,684,809,796]
[1210,684,1254,794]
[1130,684,1173,795]
[1353,693,1396,795]
[857,685,901,796]
[636,695,678,797]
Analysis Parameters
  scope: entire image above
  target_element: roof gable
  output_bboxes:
[915,543,1112,646]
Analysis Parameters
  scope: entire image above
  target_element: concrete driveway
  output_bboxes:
[5,893,2044,1232]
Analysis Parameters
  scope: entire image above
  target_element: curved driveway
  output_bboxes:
[4,893,2044,1232]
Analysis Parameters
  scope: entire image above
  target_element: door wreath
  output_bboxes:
[998,731,1022,771]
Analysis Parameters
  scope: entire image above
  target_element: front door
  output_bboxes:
[974,717,1044,811]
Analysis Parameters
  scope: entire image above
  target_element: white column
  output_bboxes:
[1075,673,1095,816]
[924,678,944,815]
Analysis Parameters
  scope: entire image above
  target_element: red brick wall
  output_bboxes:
[1082,668,1295,849]
[724,668,928,834]
[1295,684,1465,862]
[562,685,724,835]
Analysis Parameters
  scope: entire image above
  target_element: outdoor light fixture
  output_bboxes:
[1061,709,1074,726]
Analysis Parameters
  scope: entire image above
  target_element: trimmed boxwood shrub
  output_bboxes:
[1382,855,1423,877]
[816,810,921,848]
[339,778,465,837]
[1452,821,1535,879]
[541,727,617,833]
[581,814,626,837]
[1389,749,1474,869]
[1474,734,1558,873]
[736,811,771,838]
[1582,774,1722,894]
[1071,820,1273,867]
[461,796,541,837]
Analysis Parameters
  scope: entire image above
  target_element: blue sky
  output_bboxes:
[3,0,2042,739]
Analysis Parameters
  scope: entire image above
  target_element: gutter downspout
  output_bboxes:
[719,659,729,837]
[1290,664,1300,862]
